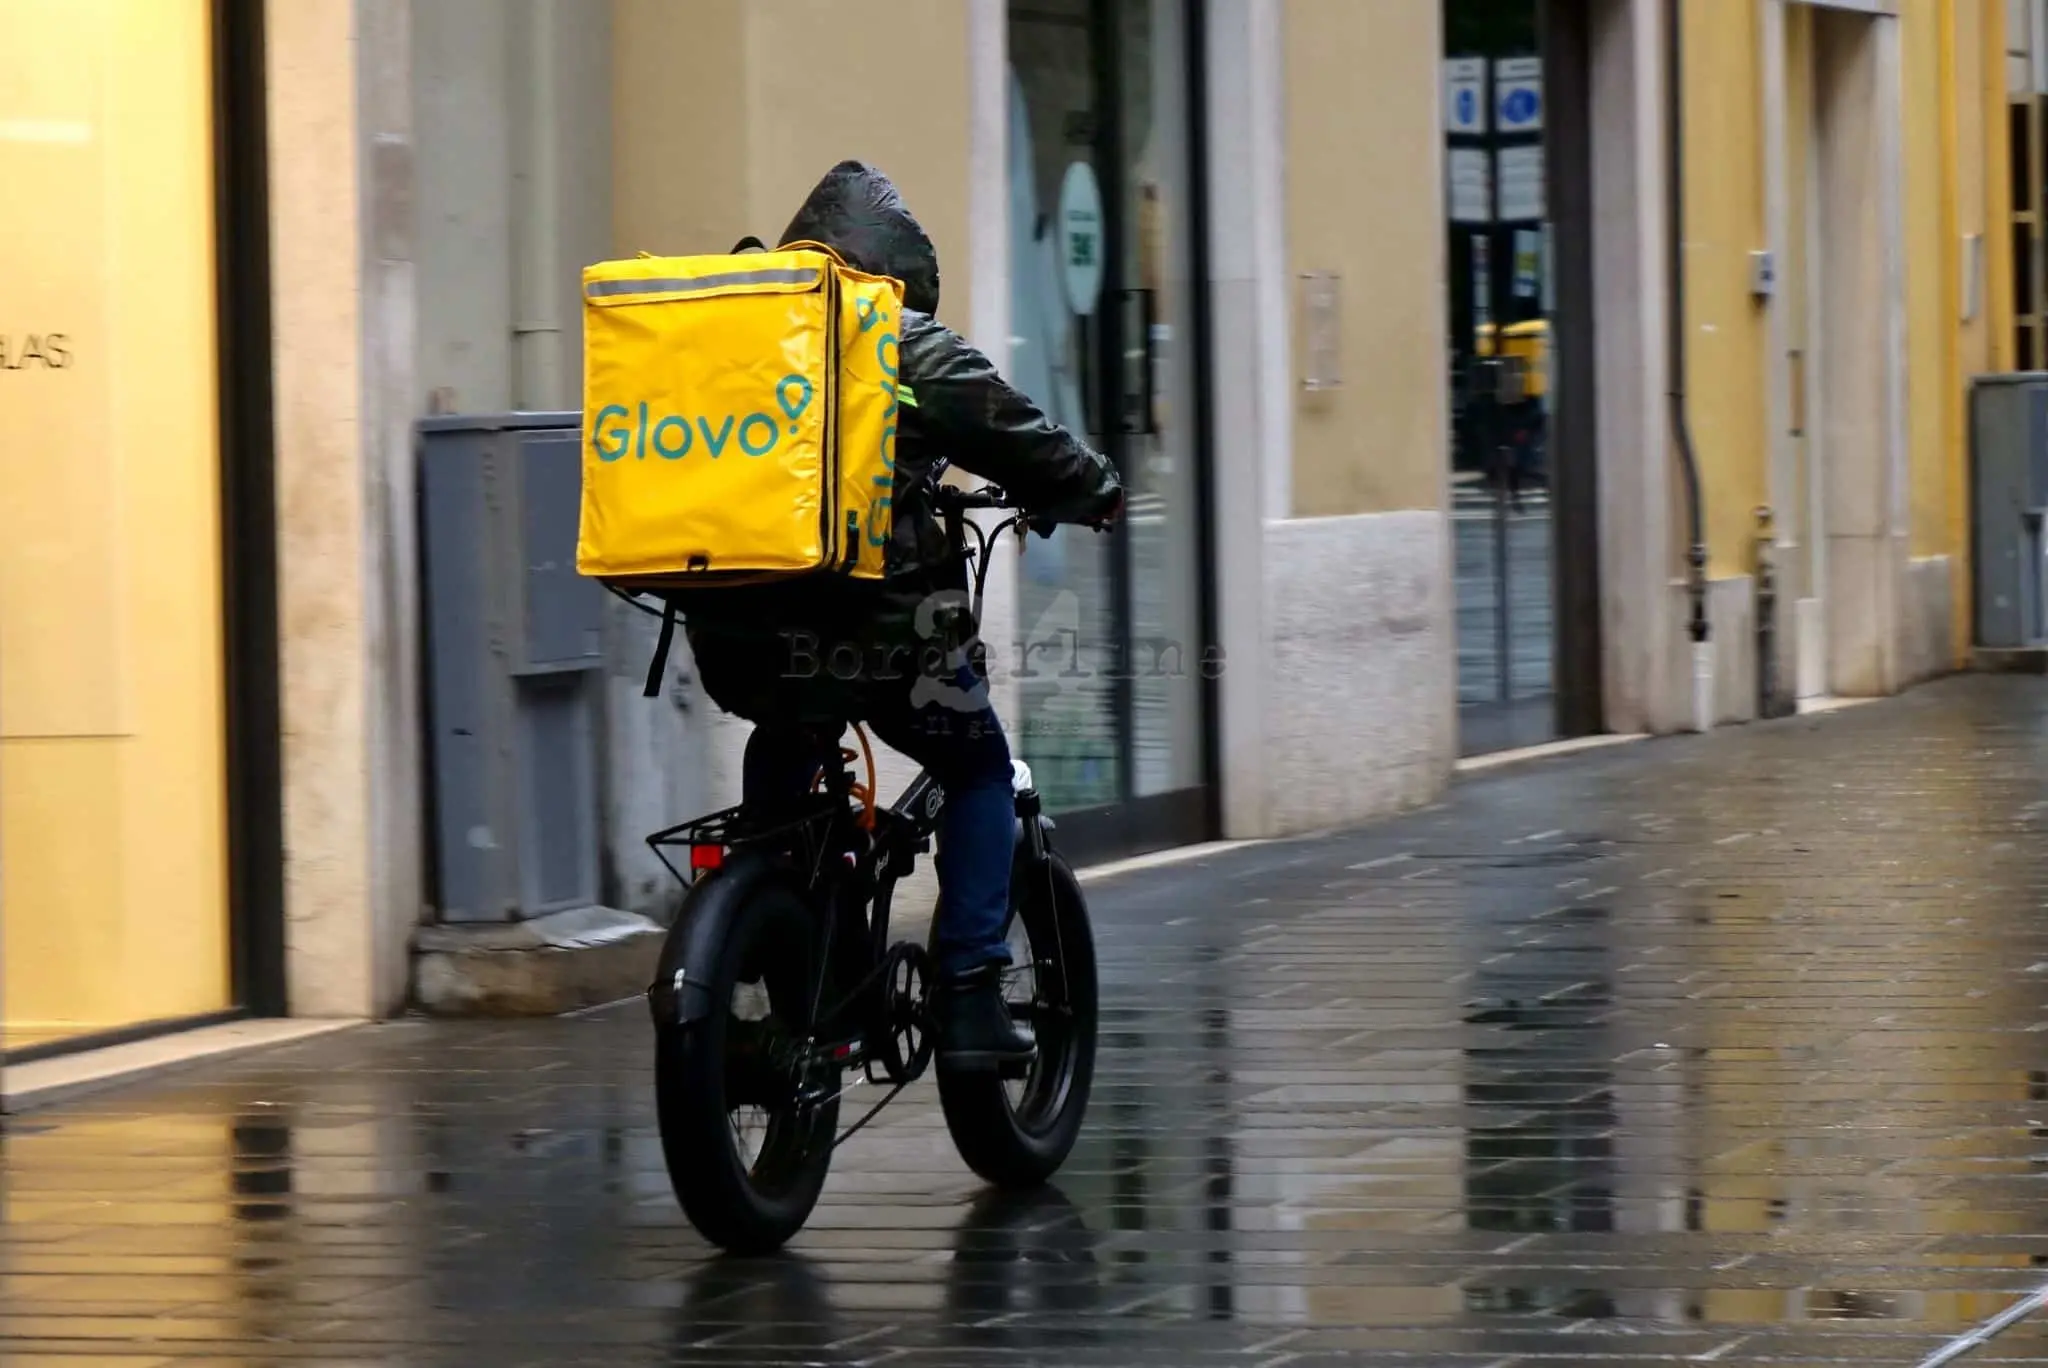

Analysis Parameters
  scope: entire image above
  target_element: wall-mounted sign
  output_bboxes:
[1497,144,1545,221]
[1493,56,1543,134]
[1512,229,1541,300]
[1444,57,1486,135]
[1299,270,1342,392]
[1057,160,1104,317]
[0,333,72,369]
[1448,147,1492,224]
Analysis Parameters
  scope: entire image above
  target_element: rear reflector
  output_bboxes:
[690,844,725,872]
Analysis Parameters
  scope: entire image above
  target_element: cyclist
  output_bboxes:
[680,161,1123,1072]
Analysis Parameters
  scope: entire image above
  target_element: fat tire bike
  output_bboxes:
[631,483,1100,1255]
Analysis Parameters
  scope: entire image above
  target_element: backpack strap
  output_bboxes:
[644,599,678,699]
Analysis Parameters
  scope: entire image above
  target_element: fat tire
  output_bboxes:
[936,851,1097,1188]
[655,880,839,1255]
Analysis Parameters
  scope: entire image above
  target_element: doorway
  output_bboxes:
[1775,2,1901,699]
[1443,0,1602,756]
[1007,0,1214,860]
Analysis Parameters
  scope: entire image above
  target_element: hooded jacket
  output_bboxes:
[681,161,1121,722]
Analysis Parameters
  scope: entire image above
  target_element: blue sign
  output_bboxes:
[1493,58,1543,134]
[1456,88,1478,126]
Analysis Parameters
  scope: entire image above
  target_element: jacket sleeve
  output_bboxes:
[898,312,1121,516]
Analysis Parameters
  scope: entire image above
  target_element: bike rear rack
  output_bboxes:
[646,797,844,888]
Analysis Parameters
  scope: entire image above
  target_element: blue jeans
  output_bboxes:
[741,665,1015,977]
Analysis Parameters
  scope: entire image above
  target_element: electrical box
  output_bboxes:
[1968,375,2048,648]
[419,412,606,923]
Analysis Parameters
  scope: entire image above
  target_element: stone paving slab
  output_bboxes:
[12,676,2048,1365]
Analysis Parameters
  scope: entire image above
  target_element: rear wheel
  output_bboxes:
[655,880,840,1254]
[936,850,1097,1188]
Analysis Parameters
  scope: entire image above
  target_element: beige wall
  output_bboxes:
[267,0,373,1016]
[1282,0,1448,518]
[614,0,974,332]
[268,0,424,1018]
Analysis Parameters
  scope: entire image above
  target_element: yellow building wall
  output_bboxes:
[1905,0,1953,563]
[1684,0,1992,654]
[0,0,229,1046]
[1984,0,2017,376]
[1782,5,1816,590]
[1679,0,1770,582]
[1283,0,1447,519]
[614,0,974,332]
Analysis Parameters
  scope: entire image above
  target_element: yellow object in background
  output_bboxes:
[1475,319,1550,402]
[0,0,230,1049]
[577,247,906,587]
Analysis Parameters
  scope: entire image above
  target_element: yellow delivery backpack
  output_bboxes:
[576,241,908,590]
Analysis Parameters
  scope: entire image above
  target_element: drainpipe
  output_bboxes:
[1666,0,1712,732]
[512,0,564,409]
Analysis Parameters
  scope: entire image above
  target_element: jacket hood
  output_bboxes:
[779,160,941,314]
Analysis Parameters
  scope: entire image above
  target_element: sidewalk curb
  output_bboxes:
[1456,732,1649,775]
[2,1019,364,1114]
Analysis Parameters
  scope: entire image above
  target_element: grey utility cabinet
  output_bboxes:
[419,412,605,923]
[1970,374,2048,648]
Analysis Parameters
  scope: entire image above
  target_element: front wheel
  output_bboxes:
[936,850,1097,1188]
[655,880,840,1254]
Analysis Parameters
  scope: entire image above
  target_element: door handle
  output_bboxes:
[1120,287,1158,437]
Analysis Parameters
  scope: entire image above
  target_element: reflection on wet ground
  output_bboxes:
[14,677,2048,1364]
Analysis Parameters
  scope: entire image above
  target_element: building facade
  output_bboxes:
[0,0,2017,1046]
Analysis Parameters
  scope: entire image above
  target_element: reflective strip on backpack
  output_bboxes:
[586,267,821,299]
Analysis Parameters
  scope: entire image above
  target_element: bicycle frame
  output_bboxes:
[645,488,1041,1034]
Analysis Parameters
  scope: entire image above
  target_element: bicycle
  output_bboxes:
[638,483,1100,1255]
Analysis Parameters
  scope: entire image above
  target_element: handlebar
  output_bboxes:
[927,479,1119,626]
[929,484,1013,515]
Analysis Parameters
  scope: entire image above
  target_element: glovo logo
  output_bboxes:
[862,295,901,549]
[591,374,817,463]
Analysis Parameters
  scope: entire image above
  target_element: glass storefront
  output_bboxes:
[1007,0,1211,853]
[0,0,234,1053]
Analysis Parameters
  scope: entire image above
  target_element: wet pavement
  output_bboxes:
[15,675,2048,1365]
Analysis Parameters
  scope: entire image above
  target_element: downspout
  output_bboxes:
[512,0,565,409]
[1666,0,1712,731]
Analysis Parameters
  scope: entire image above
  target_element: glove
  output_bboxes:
[1030,485,1124,537]
[1082,487,1125,531]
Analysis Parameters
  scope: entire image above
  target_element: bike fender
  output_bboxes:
[647,850,783,1027]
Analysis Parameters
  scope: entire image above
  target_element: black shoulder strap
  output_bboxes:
[644,600,677,699]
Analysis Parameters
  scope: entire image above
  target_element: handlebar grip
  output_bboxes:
[931,485,1009,512]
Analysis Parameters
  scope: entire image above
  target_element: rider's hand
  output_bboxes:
[1083,488,1125,532]
[1029,486,1123,537]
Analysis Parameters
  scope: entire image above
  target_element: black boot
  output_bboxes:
[935,965,1036,1072]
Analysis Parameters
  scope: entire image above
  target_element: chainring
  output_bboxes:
[866,941,935,1087]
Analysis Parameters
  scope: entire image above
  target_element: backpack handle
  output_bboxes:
[779,238,849,267]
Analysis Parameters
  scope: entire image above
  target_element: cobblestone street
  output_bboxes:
[16,676,2048,1365]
